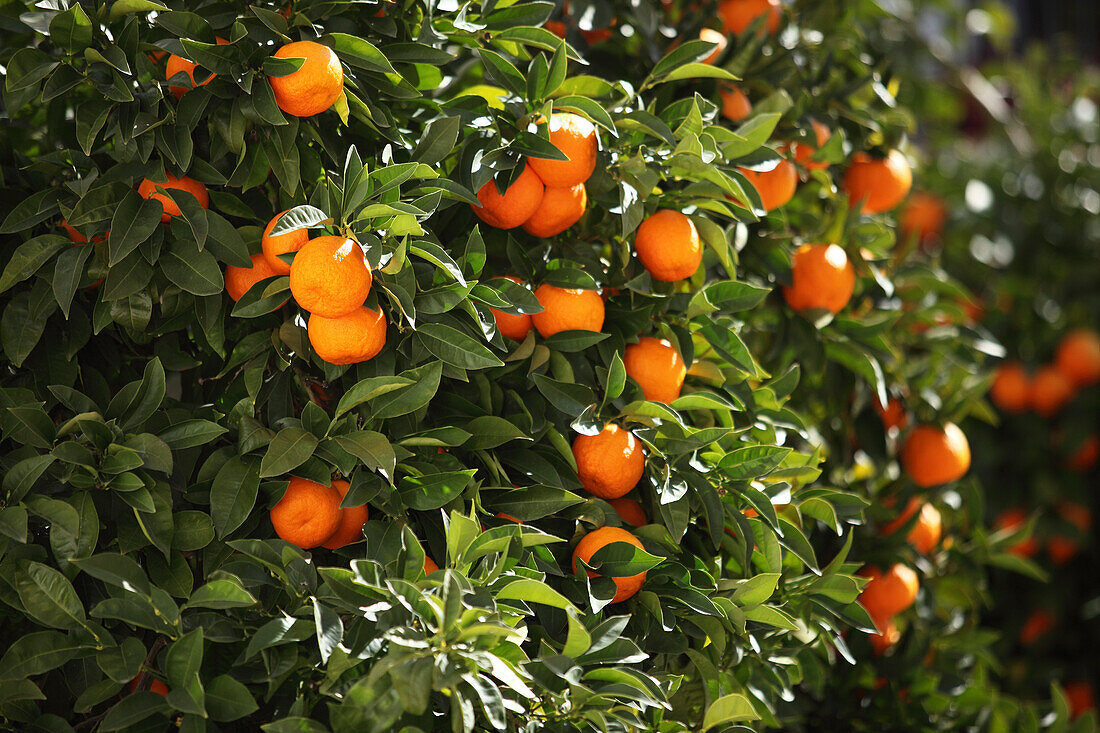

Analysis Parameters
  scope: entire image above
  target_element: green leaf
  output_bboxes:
[334,376,415,418]
[72,553,150,596]
[100,693,170,731]
[205,675,259,721]
[109,0,169,20]
[720,445,792,480]
[334,431,396,480]
[0,631,80,681]
[702,693,760,729]
[531,374,596,417]
[462,416,529,450]
[586,541,664,576]
[49,4,94,52]
[416,323,504,370]
[15,562,87,631]
[732,573,780,605]
[3,455,55,502]
[157,419,228,450]
[108,191,162,266]
[495,579,575,610]
[211,457,260,539]
[259,428,319,478]
[397,470,476,511]
[0,235,69,294]
[185,576,257,609]
[328,34,396,74]
[162,242,223,296]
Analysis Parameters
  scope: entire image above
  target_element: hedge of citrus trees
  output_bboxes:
[0,0,1094,731]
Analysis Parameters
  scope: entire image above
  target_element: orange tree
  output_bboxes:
[0,0,1087,730]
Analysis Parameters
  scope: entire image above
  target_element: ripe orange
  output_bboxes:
[858,563,919,618]
[989,361,1031,413]
[521,182,586,237]
[546,20,567,38]
[880,497,941,555]
[165,38,228,98]
[718,0,781,35]
[270,476,343,549]
[719,84,752,123]
[137,173,209,223]
[790,119,831,172]
[899,192,947,241]
[624,337,687,404]
[842,150,913,215]
[1029,365,1074,417]
[573,424,646,499]
[609,497,647,527]
[1018,608,1055,645]
[634,209,703,282]
[873,396,909,432]
[572,526,647,603]
[900,422,971,488]
[288,236,372,317]
[490,276,534,341]
[994,508,1039,558]
[261,210,310,275]
[738,159,797,212]
[269,40,344,117]
[869,615,900,656]
[226,253,283,301]
[424,556,439,573]
[308,306,387,365]
[782,243,856,314]
[472,164,546,229]
[129,676,169,696]
[1065,681,1095,720]
[321,479,369,549]
[699,28,727,65]
[527,113,598,188]
[531,284,605,337]
[1054,328,1100,387]
[1067,434,1099,473]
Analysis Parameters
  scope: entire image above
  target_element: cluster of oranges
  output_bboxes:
[994,501,1093,567]
[269,476,370,550]
[990,328,1100,419]
[472,112,597,236]
[162,38,344,118]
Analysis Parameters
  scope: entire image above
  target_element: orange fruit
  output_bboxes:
[572,424,646,499]
[572,526,647,603]
[880,497,941,555]
[521,182,586,237]
[490,276,534,341]
[531,284,604,337]
[609,497,647,527]
[699,28,727,65]
[1029,365,1074,417]
[900,192,947,241]
[137,173,210,223]
[990,361,1031,413]
[165,38,228,98]
[308,306,387,365]
[424,556,439,573]
[858,563,919,619]
[472,164,546,229]
[1055,328,1100,387]
[269,40,344,117]
[623,337,687,404]
[873,396,909,432]
[994,508,1039,558]
[270,476,343,549]
[790,119,832,171]
[527,113,598,188]
[869,615,900,656]
[129,676,169,697]
[1067,434,1099,473]
[719,84,752,122]
[1048,501,1091,566]
[226,253,282,302]
[321,479,369,549]
[718,0,781,35]
[738,159,797,212]
[842,150,913,215]
[634,209,703,282]
[782,243,856,314]
[546,20,567,38]
[900,422,970,488]
[1018,608,1055,645]
[288,235,372,317]
[261,209,310,275]
[1065,681,1095,720]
